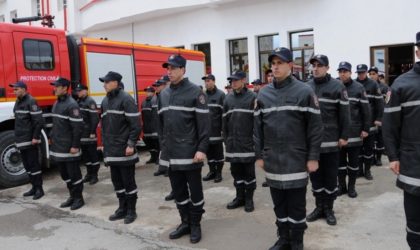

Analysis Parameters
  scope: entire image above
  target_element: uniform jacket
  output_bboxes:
[254,76,323,189]
[141,95,159,139]
[13,94,45,150]
[308,74,351,153]
[205,87,225,144]
[378,81,390,99]
[78,95,99,145]
[101,88,141,166]
[223,87,256,163]
[356,77,384,132]
[50,94,83,162]
[343,79,371,147]
[158,78,209,171]
[383,62,420,196]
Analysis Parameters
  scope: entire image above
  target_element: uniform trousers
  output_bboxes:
[21,146,42,187]
[58,161,83,198]
[404,191,420,250]
[230,162,256,190]
[310,152,339,201]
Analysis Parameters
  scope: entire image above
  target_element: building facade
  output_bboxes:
[1,0,419,88]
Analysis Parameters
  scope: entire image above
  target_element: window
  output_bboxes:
[194,43,211,74]
[229,38,248,79]
[258,34,280,81]
[23,39,54,70]
[289,30,314,81]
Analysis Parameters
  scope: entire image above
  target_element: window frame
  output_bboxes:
[289,29,314,81]
[257,33,279,80]
[228,38,248,77]
[22,38,55,71]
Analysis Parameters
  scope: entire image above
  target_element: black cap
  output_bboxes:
[144,86,155,92]
[227,70,246,81]
[337,61,352,71]
[202,74,215,81]
[252,79,263,85]
[162,54,186,68]
[268,47,293,63]
[310,54,329,66]
[416,32,420,46]
[99,71,122,83]
[368,66,379,73]
[74,83,88,91]
[9,81,27,89]
[50,77,71,87]
[356,64,368,73]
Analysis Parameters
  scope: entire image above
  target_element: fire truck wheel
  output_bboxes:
[0,131,29,188]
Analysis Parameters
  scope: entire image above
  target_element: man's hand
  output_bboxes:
[389,161,400,175]
[374,120,382,127]
[338,139,348,148]
[255,159,264,170]
[70,147,79,154]
[307,160,319,173]
[193,151,206,163]
[125,146,134,156]
[31,138,41,145]
[360,131,369,139]
[89,134,96,139]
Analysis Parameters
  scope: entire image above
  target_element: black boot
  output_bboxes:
[60,197,74,208]
[33,186,44,200]
[146,151,158,164]
[153,169,166,176]
[375,153,383,166]
[347,174,358,198]
[227,188,245,209]
[89,165,100,185]
[269,227,290,250]
[307,198,324,222]
[262,181,269,187]
[364,164,373,180]
[214,164,223,183]
[290,230,304,250]
[244,189,255,212]
[165,191,175,201]
[169,210,190,239]
[70,196,85,210]
[323,200,337,226]
[202,164,216,181]
[83,166,92,183]
[124,196,137,224]
[189,213,202,244]
[23,185,36,197]
[337,174,347,196]
[109,195,127,221]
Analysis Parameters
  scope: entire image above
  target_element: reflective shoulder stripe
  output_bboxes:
[265,172,308,182]
[170,158,195,165]
[384,106,401,113]
[16,141,33,147]
[398,174,420,187]
[225,152,255,158]
[50,151,82,158]
[104,154,139,163]
[80,108,98,113]
[51,113,69,120]
[125,112,141,117]
[320,141,338,148]
[401,100,420,108]
[223,109,254,117]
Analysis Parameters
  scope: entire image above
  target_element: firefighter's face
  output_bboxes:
[13,87,26,98]
[369,71,379,81]
[271,57,292,80]
[146,91,154,97]
[166,65,185,84]
[338,70,352,82]
[231,78,245,92]
[54,85,68,96]
[311,62,329,78]
[205,79,215,90]
[103,80,118,93]
[77,89,87,98]
[266,72,274,83]
[357,72,368,80]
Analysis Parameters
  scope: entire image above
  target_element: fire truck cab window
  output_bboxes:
[23,39,54,70]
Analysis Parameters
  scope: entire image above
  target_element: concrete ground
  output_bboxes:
[0,153,409,250]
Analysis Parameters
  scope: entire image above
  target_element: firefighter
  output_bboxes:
[266,69,274,84]
[225,83,233,94]
[223,70,257,213]
[337,62,371,198]
[100,71,141,224]
[306,55,351,226]
[141,86,159,165]
[202,74,225,183]
[382,32,420,250]
[255,47,322,250]
[355,64,384,179]
[75,83,100,185]
[252,79,263,93]
[10,81,45,200]
[50,77,84,210]
[368,66,389,166]
[158,55,209,243]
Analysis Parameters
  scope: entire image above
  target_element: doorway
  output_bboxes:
[370,43,414,85]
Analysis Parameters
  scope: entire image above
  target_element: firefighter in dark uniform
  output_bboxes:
[202,74,225,183]
[382,32,420,250]
[252,79,263,93]
[75,83,100,185]
[141,86,159,165]
[100,71,142,224]
[368,66,389,166]
[225,83,233,94]
[50,77,84,210]
[158,55,209,243]
[10,81,45,200]
[255,47,323,250]
[337,62,371,198]
[306,55,351,226]
[356,64,384,179]
[223,70,257,213]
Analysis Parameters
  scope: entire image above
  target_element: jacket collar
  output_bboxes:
[233,86,247,96]
[206,86,217,95]
[343,78,353,87]
[273,75,293,89]
[17,93,28,102]
[57,94,69,102]
[170,77,188,90]
[314,74,331,84]
[107,87,121,98]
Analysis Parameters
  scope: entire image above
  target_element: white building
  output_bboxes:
[1,0,420,88]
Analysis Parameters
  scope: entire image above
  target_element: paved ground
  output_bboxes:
[0,153,409,250]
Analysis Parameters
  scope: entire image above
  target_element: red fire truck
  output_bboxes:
[0,21,205,187]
